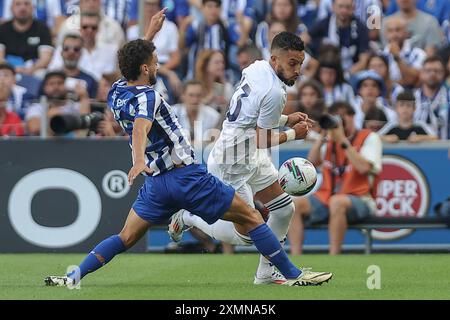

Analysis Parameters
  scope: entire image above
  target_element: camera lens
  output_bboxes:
[50,112,104,134]
[318,114,340,129]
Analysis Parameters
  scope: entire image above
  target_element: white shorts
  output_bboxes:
[207,150,279,206]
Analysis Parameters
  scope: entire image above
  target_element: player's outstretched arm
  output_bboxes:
[144,7,167,41]
[128,118,154,185]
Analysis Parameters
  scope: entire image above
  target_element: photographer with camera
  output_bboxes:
[25,71,90,136]
[288,101,382,255]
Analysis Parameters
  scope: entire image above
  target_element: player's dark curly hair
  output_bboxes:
[271,31,304,52]
[118,39,156,81]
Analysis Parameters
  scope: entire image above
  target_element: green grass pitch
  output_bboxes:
[1,253,449,300]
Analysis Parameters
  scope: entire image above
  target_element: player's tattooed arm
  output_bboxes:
[128,118,154,185]
[144,7,168,41]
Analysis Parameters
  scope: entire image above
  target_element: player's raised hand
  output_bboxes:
[128,161,153,186]
[292,122,309,140]
[144,7,167,41]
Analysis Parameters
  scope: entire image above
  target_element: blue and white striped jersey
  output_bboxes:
[414,86,450,140]
[102,0,132,28]
[383,39,427,82]
[107,79,196,176]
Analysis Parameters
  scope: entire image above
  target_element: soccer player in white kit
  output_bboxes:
[170,32,317,284]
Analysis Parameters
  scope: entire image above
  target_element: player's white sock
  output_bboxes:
[182,211,253,246]
[256,193,294,278]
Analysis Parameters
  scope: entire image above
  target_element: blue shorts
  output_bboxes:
[306,195,372,225]
[133,164,235,225]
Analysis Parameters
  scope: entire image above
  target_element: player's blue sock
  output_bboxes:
[68,235,126,280]
[248,224,301,279]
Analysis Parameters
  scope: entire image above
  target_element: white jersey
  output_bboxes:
[209,60,287,173]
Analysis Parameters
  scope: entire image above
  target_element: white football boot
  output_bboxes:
[44,276,76,287]
[254,270,287,285]
[168,210,192,242]
[283,268,333,286]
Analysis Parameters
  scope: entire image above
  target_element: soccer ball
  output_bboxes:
[278,157,317,196]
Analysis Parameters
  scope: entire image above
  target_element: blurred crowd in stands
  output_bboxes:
[0,0,449,143]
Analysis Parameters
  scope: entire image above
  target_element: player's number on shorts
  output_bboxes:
[226,81,251,122]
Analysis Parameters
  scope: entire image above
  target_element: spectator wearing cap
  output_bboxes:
[0,0,53,76]
[353,70,397,129]
[314,57,355,108]
[307,0,370,74]
[25,71,90,136]
[382,0,444,56]
[288,101,383,255]
[414,56,450,140]
[379,90,438,143]
[367,53,404,106]
[382,16,426,87]
[0,62,34,120]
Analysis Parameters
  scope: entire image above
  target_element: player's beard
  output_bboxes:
[149,73,157,86]
[276,68,296,87]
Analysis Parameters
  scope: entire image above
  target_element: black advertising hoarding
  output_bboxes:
[0,139,148,252]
